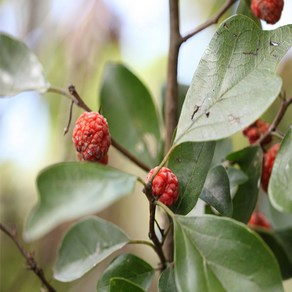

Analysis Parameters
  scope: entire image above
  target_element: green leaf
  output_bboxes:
[100,62,162,167]
[226,166,249,196]
[174,15,292,145]
[158,266,178,292]
[211,138,233,167]
[269,127,292,213]
[257,229,292,280]
[174,215,283,292]
[96,254,154,292]
[200,165,232,217]
[24,162,137,241]
[54,216,129,282]
[227,146,262,223]
[109,278,145,292]
[168,142,216,215]
[0,33,49,97]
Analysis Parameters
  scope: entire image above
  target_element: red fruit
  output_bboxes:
[72,112,111,163]
[251,0,284,24]
[243,119,271,145]
[261,143,280,192]
[248,212,271,229]
[146,167,179,206]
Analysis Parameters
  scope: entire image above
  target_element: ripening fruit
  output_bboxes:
[251,0,284,24]
[248,212,271,229]
[261,143,280,192]
[146,167,179,206]
[243,119,271,145]
[72,112,111,164]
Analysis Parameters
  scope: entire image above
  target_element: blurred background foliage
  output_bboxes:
[0,0,291,291]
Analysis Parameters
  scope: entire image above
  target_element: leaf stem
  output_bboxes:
[0,223,57,292]
[128,239,156,251]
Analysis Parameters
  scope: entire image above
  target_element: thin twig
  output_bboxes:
[143,185,167,270]
[63,101,74,135]
[180,0,238,44]
[0,223,56,292]
[48,85,150,171]
[256,96,292,146]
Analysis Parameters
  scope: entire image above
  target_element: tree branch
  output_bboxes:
[256,96,292,146]
[143,184,167,270]
[0,223,56,292]
[165,0,181,152]
[180,0,237,44]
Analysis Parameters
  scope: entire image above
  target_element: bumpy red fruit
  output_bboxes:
[146,167,179,206]
[248,212,271,229]
[243,119,271,145]
[251,0,284,24]
[261,143,280,192]
[72,112,111,163]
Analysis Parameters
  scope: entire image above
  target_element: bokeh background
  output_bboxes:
[0,0,291,291]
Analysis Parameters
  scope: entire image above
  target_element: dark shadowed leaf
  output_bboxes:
[174,215,283,292]
[269,127,292,213]
[174,15,292,145]
[227,146,262,223]
[109,278,145,292]
[158,265,178,292]
[200,165,232,217]
[257,229,292,279]
[100,63,162,167]
[96,254,154,292]
[168,142,215,215]
[54,216,129,282]
[0,33,49,97]
[24,162,137,241]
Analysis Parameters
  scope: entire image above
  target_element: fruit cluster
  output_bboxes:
[242,119,271,145]
[251,0,284,24]
[243,119,280,192]
[146,167,179,206]
[72,112,111,164]
[248,212,271,229]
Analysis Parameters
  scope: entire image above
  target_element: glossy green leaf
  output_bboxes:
[200,165,232,217]
[257,229,292,279]
[54,216,129,282]
[100,63,162,167]
[174,215,283,292]
[24,162,137,241]
[227,146,262,223]
[168,142,216,215]
[174,15,292,145]
[0,33,49,97]
[269,127,292,213]
[158,266,178,292]
[109,278,145,292]
[96,254,154,292]
[227,166,249,196]
[211,138,233,167]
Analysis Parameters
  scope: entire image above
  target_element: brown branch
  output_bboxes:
[180,0,238,44]
[0,223,56,292]
[66,85,150,172]
[165,0,181,153]
[143,184,167,270]
[256,96,292,146]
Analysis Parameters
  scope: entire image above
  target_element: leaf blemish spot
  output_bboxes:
[228,114,240,124]
[191,105,200,120]
[206,112,210,118]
